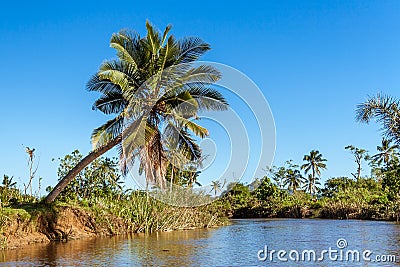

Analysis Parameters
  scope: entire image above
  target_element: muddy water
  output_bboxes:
[1,219,399,266]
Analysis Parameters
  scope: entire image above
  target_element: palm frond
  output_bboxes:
[174,115,209,138]
[145,20,162,55]
[177,129,202,161]
[122,115,151,157]
[356,93,400,143]
[116,143,129,176]
[161,24,172,47]
[92,91,127,114]
[98,60,140,92]
[91,116,124,149]
[86,74,122,94]
[163,124,202,161]
[185,86,228,111]
[110,30,140,67]
[159,64,221,96]
[158,35,179,70]
[162,85,228,112]
[177,37,211,63]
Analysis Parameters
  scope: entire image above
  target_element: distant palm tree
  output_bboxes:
[356,93,400,144]
[45,21,228,203]
[210,179,226,196]
[185,169,202,188]
[302,174,321,196]
[371,138,399,169]
[2,175,17,189]
[283,169,305,192]
[301,150,327,195]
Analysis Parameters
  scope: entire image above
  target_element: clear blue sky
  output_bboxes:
[1,0,399,193]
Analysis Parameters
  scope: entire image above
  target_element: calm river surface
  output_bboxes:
[0,219,399,266]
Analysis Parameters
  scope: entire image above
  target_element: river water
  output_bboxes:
[0,219,399,266]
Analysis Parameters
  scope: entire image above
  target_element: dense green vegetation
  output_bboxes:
[220,93,400,221]
[2,128,399,246]
[0,150,228,248]
[220,172,400,221]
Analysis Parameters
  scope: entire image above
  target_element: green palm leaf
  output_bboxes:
[91,116,124,149]
[93,91,127,114]
[110,30,139,67]
[177,37,211,63]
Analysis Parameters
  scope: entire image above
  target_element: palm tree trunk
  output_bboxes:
[311,169,315,196]
[44,135,122,203]
[170,167,174,192]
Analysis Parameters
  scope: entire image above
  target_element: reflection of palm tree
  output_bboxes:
[301,150,327,195]
[371,138,399,169]
[45,21,228,203]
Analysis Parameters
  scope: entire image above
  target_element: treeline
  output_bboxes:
[218,137,400,220]
[219,175,400,220]
[218,93,400,221]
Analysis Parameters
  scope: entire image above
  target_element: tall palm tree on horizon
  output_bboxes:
[45,21,228,203]
[301,150,327,195]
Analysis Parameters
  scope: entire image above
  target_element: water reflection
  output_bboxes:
[0,229,214,266]
[0,219,399,266]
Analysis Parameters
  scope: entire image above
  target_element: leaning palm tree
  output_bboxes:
[356,93,400,144]
[45,21,228,203]
[371,138,399,169]
[301,150,327,195]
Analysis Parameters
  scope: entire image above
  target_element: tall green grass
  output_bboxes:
[67,190,228,234]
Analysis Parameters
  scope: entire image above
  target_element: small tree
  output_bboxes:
[24,147,39,197]
[345,145,369,180]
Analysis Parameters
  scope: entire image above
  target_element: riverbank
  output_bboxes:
[0,198,229,250]
[2,173,400,250]
[1,197,398,250]
[229,204,400,221]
